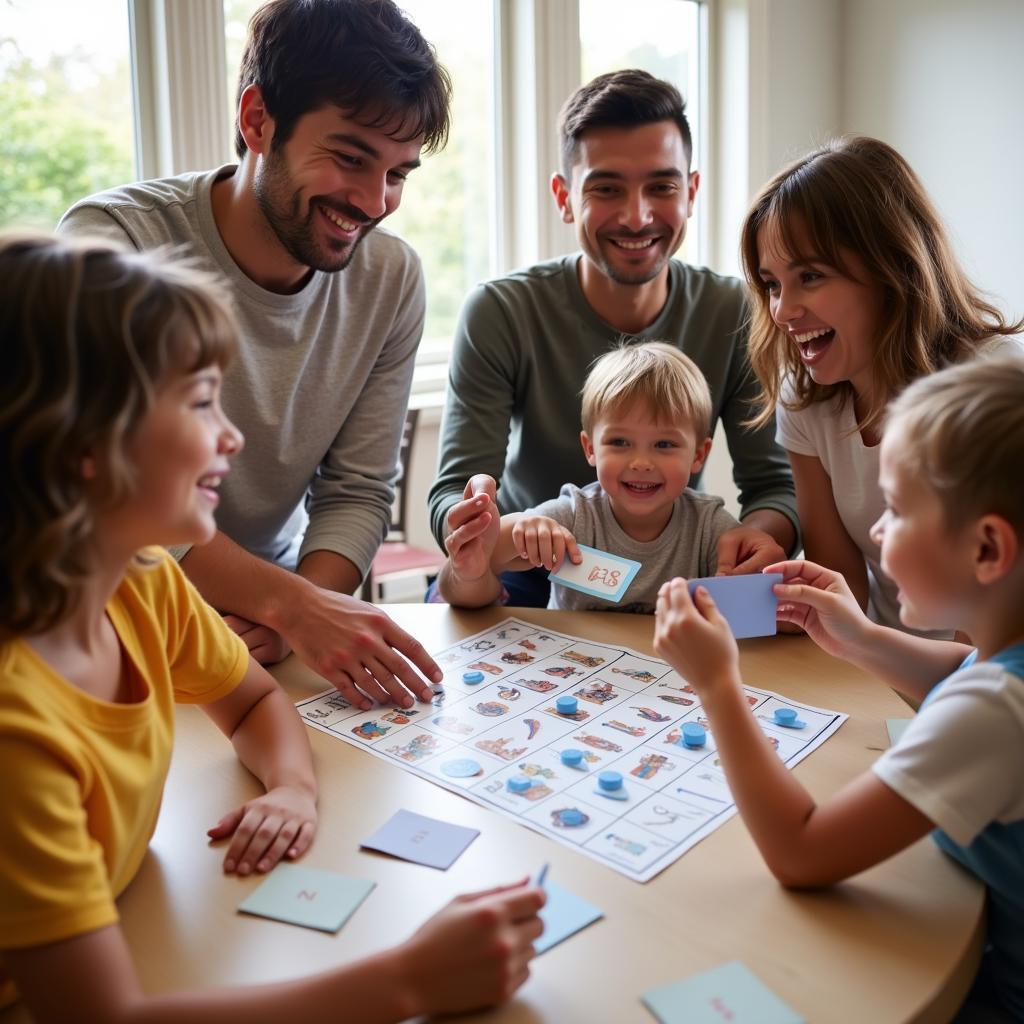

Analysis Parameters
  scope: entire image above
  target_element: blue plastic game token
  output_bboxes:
[556,695,578,716]
[681,723,706,748]
[507,774,533,793]
[554,808,586,827]
[560,748,585,769]
[440,758,482,778]
[774,707,806,729]
[462,670,486,685]
[595,770,628,801]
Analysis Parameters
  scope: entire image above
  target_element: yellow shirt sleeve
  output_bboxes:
[139,551,249,704]
[0,736,118,949]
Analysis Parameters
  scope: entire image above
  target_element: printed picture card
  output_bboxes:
[642,961,804,1024]
[360,808,480,870]
[238,863,375,933]
[686,573,783,639]
[549,544,642,603]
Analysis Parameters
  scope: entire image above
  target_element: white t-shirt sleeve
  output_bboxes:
[872,662,1024,844]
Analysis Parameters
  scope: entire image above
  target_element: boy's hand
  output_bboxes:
[654,578,740,697]
[399,880,545,1016]
[714,525,786,575]
[208,784,317,876]
[511,515,581,571]
[766,560,873,659]
[444,475,501,582]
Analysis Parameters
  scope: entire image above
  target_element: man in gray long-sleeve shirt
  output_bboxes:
[59,0,452,709]
[430,70,797,606]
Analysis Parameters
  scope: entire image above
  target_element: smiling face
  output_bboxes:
[101,364,243,552]
[756,227,885,401]
[870,421,972,631]
[253,102,423,273]
[581,400,711,542]
[554,120,698,290]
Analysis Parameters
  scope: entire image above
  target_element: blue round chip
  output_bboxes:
[441,758,483,778]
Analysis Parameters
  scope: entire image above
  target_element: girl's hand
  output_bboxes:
[765,560,873,659]
[654,578,740,696]
[399,880,545,1016]
[511,516,581,571]
[207,785,317,875]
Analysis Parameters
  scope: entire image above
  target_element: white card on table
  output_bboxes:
[549,544,641,603]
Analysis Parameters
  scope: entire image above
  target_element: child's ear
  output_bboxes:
[580,430,596,466]
[973,514,1019,585]
[690,437,713,474]
[80,454,98,480]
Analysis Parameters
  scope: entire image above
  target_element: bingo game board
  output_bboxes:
[296,618,846,882]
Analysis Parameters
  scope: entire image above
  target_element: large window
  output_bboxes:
[0,0,135,231]
[2,0,705,392]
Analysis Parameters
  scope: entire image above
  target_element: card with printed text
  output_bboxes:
[360,809,480,870]
[549,544,642,602]
[686,573,782,639]
[238,863,375,933]
[642,961,804,1024]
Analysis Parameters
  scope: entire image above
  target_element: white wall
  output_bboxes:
[840,0,1024,319]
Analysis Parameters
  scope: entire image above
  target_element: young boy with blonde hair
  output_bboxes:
[654,352,1024,1019]
[439,342,750,612]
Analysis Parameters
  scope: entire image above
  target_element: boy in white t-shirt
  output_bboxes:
[654,353,1024,1021]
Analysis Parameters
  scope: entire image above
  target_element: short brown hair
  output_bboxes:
[885,352,1024,535]
[581,341,711,438]
[0,233,238,640]
[557,69,692,179]
[234,0,452,159]
[741,136,1021,432]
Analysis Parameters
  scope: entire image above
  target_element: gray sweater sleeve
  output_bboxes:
[300,260,424,572]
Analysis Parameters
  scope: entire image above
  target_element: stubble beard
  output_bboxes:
[254,147,378,273]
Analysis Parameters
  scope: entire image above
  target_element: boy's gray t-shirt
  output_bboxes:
[58,166,424,575]
[527,481,740,613]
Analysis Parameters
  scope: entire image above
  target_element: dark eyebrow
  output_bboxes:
[325,132,422,170]
[582,167,684,186]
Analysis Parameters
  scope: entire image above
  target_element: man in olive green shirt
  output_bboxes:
[430,70,796,606]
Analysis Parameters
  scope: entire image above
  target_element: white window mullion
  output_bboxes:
[130,0,229,179]
[494,0,580,274]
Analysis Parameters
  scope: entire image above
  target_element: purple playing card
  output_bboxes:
[360,809,480,870]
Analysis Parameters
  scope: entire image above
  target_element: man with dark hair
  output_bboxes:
[59,0,451,707]
[429,69,798,607]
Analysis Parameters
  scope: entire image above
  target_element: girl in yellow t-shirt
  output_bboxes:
[0,234,543,1023]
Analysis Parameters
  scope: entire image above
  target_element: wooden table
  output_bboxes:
[1,606,984,1023]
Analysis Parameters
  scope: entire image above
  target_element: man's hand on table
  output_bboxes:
[266,581,443,710]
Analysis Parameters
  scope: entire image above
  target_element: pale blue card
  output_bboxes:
[886,718,912,746]
[535,879,603,954]
[643,961,804,1024]
[549,544,642,603]
[238,863,375,933]
[360,809,479,870]
[687,573,782,639]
